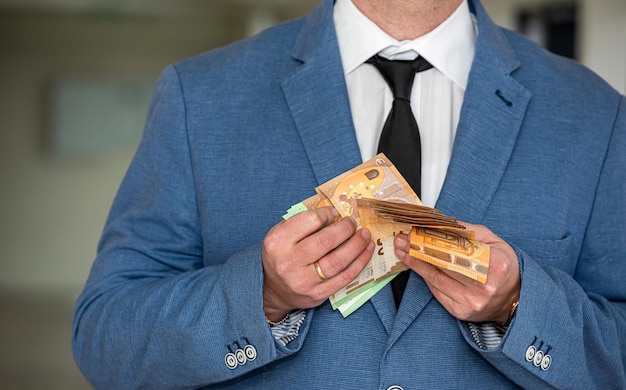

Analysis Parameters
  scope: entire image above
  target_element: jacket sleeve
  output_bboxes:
[460,96,626,389]
[71,66,312,389]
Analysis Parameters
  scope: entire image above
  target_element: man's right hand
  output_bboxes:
[261,207,374,322]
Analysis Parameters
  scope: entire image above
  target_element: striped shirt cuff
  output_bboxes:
[269,313,504,349]
[268,310,307,346]
[467,322,505,350]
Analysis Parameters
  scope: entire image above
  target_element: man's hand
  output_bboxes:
[394,222,520,324]
[262,207,375,322]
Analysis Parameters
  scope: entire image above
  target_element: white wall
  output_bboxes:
[0,10,246,296]
[579,0,626,93]
[482,0,626,93]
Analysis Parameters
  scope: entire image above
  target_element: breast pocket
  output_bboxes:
[506,235,576,276]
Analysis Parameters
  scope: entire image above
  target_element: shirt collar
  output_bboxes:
[334,0,477,89]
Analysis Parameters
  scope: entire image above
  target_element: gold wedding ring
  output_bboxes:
[314,261,327,281]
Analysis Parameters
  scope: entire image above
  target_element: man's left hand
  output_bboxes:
[394,222,520,324]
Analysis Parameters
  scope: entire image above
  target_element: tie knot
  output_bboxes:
[367,55,433,100]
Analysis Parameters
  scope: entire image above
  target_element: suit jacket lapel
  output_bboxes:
[436,0,532,224]
[281,0,362,185]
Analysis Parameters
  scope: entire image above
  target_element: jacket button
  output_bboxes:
[540,354,552,371]
[244,345,257,361]
[533,350,544,367]
[224,352,238,370]
[525,345,536,362]
[387,386,404,390]
[235,349,247,365]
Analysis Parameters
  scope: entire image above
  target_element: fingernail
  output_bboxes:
[330,208,340,218]
[360,229,371,240]
[395,236,408,248]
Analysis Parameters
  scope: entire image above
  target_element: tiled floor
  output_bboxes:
[0,292,91,389]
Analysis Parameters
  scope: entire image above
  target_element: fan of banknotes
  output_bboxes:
[283,153,490,317]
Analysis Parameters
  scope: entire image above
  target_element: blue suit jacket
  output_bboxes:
[73,0,626,388]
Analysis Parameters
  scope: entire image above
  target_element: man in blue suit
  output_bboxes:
[72,0,625,388]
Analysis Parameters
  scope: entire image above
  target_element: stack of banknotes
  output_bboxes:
[283,154,490,317]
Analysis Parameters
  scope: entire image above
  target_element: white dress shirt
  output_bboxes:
[333,0,477,207]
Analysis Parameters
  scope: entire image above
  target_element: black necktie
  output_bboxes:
[367,54,433,308]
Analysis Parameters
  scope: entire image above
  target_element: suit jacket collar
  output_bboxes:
[284,0,531,333]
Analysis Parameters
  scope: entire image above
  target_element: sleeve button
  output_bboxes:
[525,345,536,362]
[244,345,257,361]
[225,353,238,370]
[540,354,552,371]
[235,349,247,365]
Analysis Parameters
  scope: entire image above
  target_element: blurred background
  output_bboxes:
[0,0,624,388]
